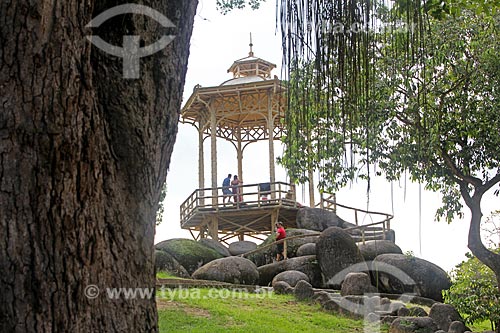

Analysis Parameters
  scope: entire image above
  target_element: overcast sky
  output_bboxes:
[155,0,498,273]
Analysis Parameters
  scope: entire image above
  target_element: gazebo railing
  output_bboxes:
[317,192,394,243]
[237,195,396,260]
[180,181,300,227]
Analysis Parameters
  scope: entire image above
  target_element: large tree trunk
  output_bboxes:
[0,0,197,331]
[466,192,500,333]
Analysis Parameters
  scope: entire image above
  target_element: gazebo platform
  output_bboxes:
[180,182,302,242]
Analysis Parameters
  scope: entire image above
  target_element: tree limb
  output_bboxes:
[478,171,500,196]
[459,182,473,208]
[439,148,482,187]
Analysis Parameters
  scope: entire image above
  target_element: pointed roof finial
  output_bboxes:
[249,32,254,57]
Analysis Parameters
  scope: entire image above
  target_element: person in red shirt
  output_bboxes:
[275,221,286,261]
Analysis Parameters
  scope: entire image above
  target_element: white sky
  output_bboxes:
[155,0,499,273]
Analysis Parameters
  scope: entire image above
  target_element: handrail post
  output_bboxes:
[283,239,288,260]
[333,193,337,213]
[236,188,240,209]
[385,215,391,240]
[257,185,261,207]
[383,219,387,240]
[355,210,358,226]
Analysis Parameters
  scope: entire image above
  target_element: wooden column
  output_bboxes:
[270,204,277,241]
[210,105,218,206]
[208,216,218,241]
[198,119,205,206]
[267,92,276,199]
[199,224,207,239]
[236,128,243,182]
[270,209,277,233]
[289,182,297,203]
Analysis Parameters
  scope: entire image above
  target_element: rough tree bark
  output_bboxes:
[0,0,197,331]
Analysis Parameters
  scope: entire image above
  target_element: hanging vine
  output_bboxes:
[278,0,430,194]
[273,2,500,326]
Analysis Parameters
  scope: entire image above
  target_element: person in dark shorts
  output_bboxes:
[222,174,232,203]
[275,221,286,261]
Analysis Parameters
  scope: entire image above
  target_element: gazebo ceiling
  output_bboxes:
[220,75,266,86]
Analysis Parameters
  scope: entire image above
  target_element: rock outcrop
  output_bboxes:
[373,254,451,302]
[340,272,377,296]
[358,240,402,261]
[389,317,438,333]
[296,207,347,231]
[428,303,464,332]
[199,238,231,257]
[154,250,190,278]
[296,243,316,257]
[258,255,322,287]
[272,270,310,287]
[155,238,223,275]
[192,256,259,285]
[228,241,257,256]
[247,229,319,266]
[316,227,368,288]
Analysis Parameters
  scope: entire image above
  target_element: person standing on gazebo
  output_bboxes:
[231,175,243,203]
[222,174,232,203]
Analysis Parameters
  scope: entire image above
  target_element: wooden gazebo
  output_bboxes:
[180,41,302,243]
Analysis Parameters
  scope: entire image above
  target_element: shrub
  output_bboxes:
[443,250,500,331]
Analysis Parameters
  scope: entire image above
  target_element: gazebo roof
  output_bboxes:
[181,40,286,143]
[226,55,276,79]
[226,36,277,79]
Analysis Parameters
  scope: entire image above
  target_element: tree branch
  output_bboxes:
[478,171,500,196]
[394,110,482,189]
[439,148,482,187]
[436,75,467,98]
[459,182,473,208]
[394,112,417,128]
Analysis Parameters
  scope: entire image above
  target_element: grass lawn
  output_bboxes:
[157,287,388,333]
[156,271,181,279]
[155,273,491,332]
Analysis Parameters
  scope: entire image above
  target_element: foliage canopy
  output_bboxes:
[279,3,500,223]
[216,0,266,14]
